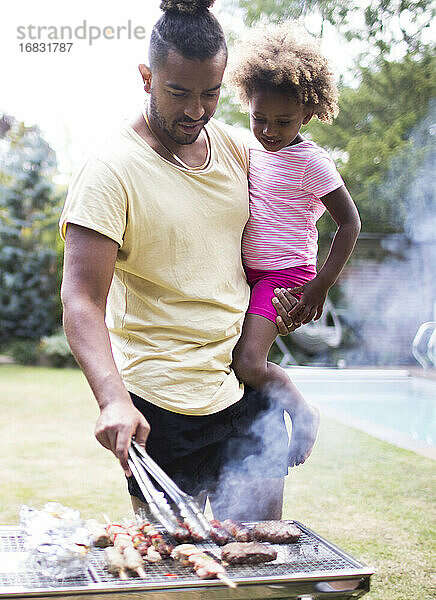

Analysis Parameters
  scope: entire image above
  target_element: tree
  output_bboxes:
[0,114,60,345]
[215,1,436,236]
[222,0,350,35]
[306,50,436,233]
[224,0,435,60]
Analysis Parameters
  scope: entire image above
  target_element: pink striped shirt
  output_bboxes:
[242,140,344,270]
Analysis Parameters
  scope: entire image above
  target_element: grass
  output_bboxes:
[1,365,435,599]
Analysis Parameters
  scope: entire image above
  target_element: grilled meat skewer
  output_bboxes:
[135,541,150,556]
[118,524,162,563]
[105,522,150,579]
[171,544,236,588]
[104,527,147,578]
[144,545,162,563]
[104,547,128,580]
[171,544,199,566]
[138,521,173,557]
[105,517,174,559]
[123,546,147,578]
[105,522,126,539]
[85,519,111,548]
[113,534,133,551]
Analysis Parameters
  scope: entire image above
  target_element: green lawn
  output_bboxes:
[1,365,434,599]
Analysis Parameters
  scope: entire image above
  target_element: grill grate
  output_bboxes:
[0,572,96,590]
[0,523,367,592]
[0,531,96,590]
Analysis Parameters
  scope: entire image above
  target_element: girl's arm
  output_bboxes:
[288,185,361,325]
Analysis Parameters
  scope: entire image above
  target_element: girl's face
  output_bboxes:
[249,88,313,152]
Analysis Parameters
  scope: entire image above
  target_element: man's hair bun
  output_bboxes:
[160,0,216,14]
[151,0,225,67]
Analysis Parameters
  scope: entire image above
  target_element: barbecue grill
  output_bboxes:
[0,522,373,599]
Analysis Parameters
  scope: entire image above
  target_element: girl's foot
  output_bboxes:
[288,404,320,467]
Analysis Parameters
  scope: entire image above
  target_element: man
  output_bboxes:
[60,0,297,520]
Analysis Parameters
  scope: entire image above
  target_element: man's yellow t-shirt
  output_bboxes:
[59,118,250,415]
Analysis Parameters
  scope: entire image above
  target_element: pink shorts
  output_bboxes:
[244,264,317,324]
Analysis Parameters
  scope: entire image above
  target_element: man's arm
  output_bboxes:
[61,223,149,475]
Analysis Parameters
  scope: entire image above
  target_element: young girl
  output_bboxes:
[228,21,361,468]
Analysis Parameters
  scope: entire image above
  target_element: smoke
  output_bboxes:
[207,105,436,518]
[341,102,436,366]
[210,382,313,521]
[211,401,286,519]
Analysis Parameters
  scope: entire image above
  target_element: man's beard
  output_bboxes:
[149,96,208,145]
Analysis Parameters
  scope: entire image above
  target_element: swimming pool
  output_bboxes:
[286,367,436,459]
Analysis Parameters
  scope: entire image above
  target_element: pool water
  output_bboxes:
[287,369,436,453]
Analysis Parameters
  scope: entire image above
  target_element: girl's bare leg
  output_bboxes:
[233,313,320,466]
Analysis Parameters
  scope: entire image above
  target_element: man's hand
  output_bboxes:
[287,277,329,326]
[272,288,301,336]
[95,400,150,477]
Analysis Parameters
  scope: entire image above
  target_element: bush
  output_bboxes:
[40,329,76,368]
[0,246,58,343]
[0,114,61,346]
[4,339,40,365]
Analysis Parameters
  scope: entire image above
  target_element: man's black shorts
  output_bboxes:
[127,387,289,499]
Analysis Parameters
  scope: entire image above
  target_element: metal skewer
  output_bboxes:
[129,440,211,538]
[127,447,180,535]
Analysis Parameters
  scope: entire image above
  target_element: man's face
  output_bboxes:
[146,49,227,146]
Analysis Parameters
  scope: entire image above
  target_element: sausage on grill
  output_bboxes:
[172,524,192,543]
[221,519,253,542]
[183,519,207,543]
[209,520,233,546]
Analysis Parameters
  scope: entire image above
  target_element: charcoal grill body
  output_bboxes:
[0,522,373,599]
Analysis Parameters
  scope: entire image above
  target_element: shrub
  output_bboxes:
[4,339,40,365]
[40,329,76,368]
[0,114,61,345]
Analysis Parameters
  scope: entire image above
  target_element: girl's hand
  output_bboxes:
[287,278,329,326]
[272,288,302,335]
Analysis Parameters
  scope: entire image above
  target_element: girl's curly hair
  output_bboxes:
[227,21,339,122]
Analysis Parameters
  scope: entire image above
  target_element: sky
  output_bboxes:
[1,0,428,181]
[1,1,163,180]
